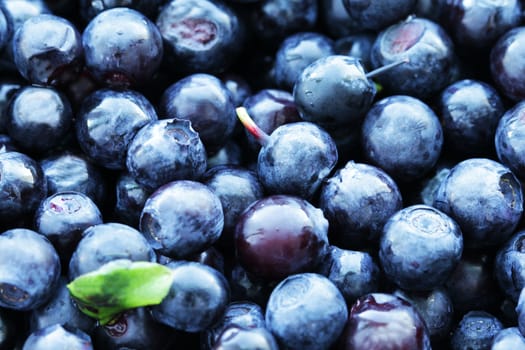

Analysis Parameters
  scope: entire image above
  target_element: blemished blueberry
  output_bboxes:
[68,222,156,280]
[212,325,279,350]
[11,14,83,86]
[156,0,242,75]
[76,88,158,170]
[113,171,152,228]
[235,195,329,281]
[491,327,525,350]
[370,16,459,99]
[433,158,523,250]
[265,273,348,350]
[6,85,73,154]
[438,79,505,157]
[342,0,416,32]
[450,311,503,350]
[361,95,443,182]
[495,230,525,302]
[150,261,230,332]
[82,7,163,88]
[0,228,60,311]
[140,180,224,259]
[338,293,431,350]
[22,324,93,350]
[272,31,335,90]
[126,118,207,191]
[158,73,237,155]
[495,101,525,180]
[379,205,463,291]
[293,55,376,128]
[319,161,403,249]
[257,121,338,200]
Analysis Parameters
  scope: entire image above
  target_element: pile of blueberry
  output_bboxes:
[2,0,525,349]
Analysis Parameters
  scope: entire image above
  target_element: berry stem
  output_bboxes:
[366,58,410,79]
[236,106,270,146]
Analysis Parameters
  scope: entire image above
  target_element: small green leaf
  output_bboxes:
[67,259,174,325]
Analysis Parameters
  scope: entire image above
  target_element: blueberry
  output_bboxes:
[0,77,23,133]
[227,262,278,307]
[265,273,348,350]
[334,32,376,69]
[342,0,416,32]
[140,180,224,259]
[76,88,158,170]
[0,228,60,311]
[79,0,165,22]
[433,158,523,250]
[379,204,463,291]
[219,72,253,107]
[82,7,163,88]
[319,0,356,38]
[450,311,504,350]
[491,327,525,350]
[206,140,244,169]
[518,288,525,335]
[495,100,525,180]
[495,230,525,302]
[212,325,279,350]
[113,171,152,228]
[22,324,93,350]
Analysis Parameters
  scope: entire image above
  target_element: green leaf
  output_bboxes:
[67,259,174,325]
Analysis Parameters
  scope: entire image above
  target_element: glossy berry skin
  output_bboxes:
[212,325,279,350]
[294,55,376,128]
[317,246,380,304]
[339,293,431,350]
[235,195,329,281]
[495,101,525,180]
[491,327,525,350]
[113,172,152,228]
[450,311,503,350]
[150,261,230,332]
[82,8,163,88]
[68,222,156,280]
[140,180,224,259]
[7,85,73,154]
[156,0,242,75]
[11,14,83,86]
[126,118,207,191]
[342,0,416,32]
[0,151,47,224]
[495,230,525,302]
[34,191,103,262]
[0,228,60,311]
[370,16,458,99]
[265,273,348,350]
[320,161,403,249]
[76,88,158,170]
[433,158,523,250]
[257,122,338,200]
[361,95,443,182]
[22,324,93,350]
[379,205,463,291]
[158,73,237,155]
[438,79,504,157]
[272,32,335,90]
[490,27,525,102]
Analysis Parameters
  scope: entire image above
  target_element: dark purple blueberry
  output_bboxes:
[0,151,47,225]
[242,89,301,153]
[158,73,237,155]
[113,171,152,228]
[265,273,348,350]
[0,228,60,311]
[334,32,376,69]
[342,0,416,32]
[370,16,459,99]
[150,261,230,332]
[212,325,279,350]
[92,307,176,350]
[294,55,376,128]
[140,180,224,259]
[439,79,504,157]
[79,0,165,22]
[235,195,329,281]
[339,292,431,350]
[317,246,380,304]
[12,14,83,86]
[82,7,163,88]
[76,88,158,170]
[203,165,264,249]
[126,118,207,191]
[34,191,103,263]
[6,85,73,154]
[450,311,503,350]
[156,0,242,75]
[492,327,525,350]
[22,324,93,350]
[495,230,525,302]
[379,205,463,291]
[361,95,443,182]
[257,122,338,199]
[319,161,403,249]
[272,31,335,90]
[68,222,156,280]
[495,101,525,180]
[433,158,523,250]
